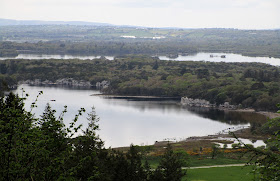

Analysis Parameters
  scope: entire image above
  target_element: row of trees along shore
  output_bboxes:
[1,56,280,111]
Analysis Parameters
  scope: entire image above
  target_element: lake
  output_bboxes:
[159,53,280,66]
[13,85,266,148]
[1,52,280,66]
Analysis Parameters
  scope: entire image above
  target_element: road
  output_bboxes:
[184,163,246,170]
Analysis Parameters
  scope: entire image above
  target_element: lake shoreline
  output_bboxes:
[114,126,268,150]
[113,106,277,149]
[91,93,181,100]
[93,93,280,119]
[228,108,280,119]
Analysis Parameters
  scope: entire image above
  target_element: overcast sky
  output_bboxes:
[1,0,279,29]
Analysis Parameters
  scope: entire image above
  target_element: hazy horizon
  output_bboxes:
[0,18,279,30]
[1,0,279,30]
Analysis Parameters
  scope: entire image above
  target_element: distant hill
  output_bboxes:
[0,18,112,26]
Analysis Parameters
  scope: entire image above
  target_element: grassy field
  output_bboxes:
[183,166,258,181]
[189,156,247,167]
[146,154,248,169]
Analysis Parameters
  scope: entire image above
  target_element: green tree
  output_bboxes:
[250,116,280,180]
[0,93,35,180]
[110,145,149,181]
[211,144,220,159]
[63,107,112,181]
[151,144,186,181]
[33,103,70,180]
[235,106,280,180]
[126,145,148,181]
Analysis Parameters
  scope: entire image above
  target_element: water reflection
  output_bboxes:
[102,98,181,114]
[185,107,267,125]
[103,98,267,125]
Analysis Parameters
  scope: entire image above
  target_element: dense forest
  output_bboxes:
[0,26,280,58]
[0,41,198,56]
[1,56,280,111]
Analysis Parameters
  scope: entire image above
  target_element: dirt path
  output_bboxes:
[184,163,246,169]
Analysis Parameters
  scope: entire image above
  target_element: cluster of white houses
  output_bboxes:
[19,78,112,89]
[181,97,214,108]
[19,78,92,87]
[181,97,236,109]
[96,80,110,89]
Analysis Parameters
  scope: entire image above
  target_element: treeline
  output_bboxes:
[0,26,280,58]
[0,48,18,57]
[243,110,280,180]
[0,93,187,180]
[0,41,198,56]
[1,56,280,111]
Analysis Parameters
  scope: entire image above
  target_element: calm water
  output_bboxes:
[158,52,280,66]
[0,54,114,60]
[1,52,280,66]
[13,85,266,148]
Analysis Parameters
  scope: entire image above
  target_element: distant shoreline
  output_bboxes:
[92,93,280,119]
[91,94,181,100]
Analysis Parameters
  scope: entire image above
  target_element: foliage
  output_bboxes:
[0,92,187,181]
[211,144,220,159]
[250,118,280,180]
[236,106,280,180]
[0,92,35,180]
[151,144,186,181]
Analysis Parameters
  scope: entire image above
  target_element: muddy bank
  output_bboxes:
[229,108,280,119]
